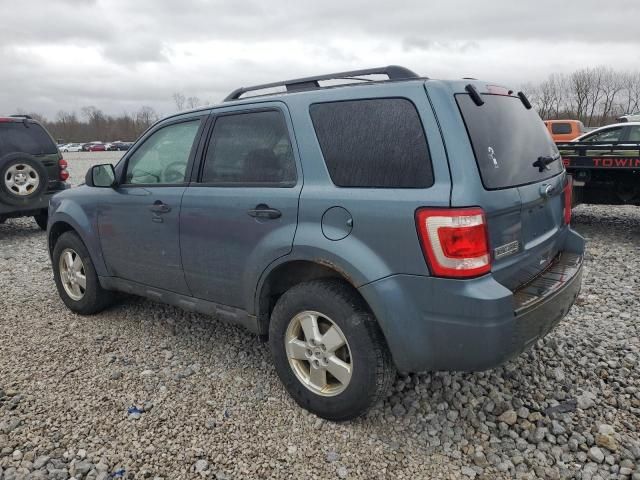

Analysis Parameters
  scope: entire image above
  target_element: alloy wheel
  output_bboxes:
[284,310,353,396]
[59,248,87,301]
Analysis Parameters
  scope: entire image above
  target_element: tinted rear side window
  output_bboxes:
[0,122,58,157]
[310,98,433,188]
[456,94,563,190]
[551,123,572,134]
[202,110,296,186]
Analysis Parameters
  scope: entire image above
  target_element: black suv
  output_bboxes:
[0,116,69,229]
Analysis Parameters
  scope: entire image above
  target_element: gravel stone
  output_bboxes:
[588,447,605,464]
[577,391,597,410]
[497,410,518,426]
[595,433,618,452]
[1,162,640,479]
[326,451,340,463]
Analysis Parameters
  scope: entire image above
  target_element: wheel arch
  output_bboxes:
[254,258,369,336]
[48,208,109,277]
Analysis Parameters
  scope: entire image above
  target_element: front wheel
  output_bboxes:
[269,279,395,421]
[52,231,114,314]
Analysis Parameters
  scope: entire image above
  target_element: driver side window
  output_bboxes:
[125,120,201,184]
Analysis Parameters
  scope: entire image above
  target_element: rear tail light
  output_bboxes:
[59,158,69,181]
[415,207,491,278]
[563,177,573,225]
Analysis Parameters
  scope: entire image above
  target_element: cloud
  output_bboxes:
[1,0,639,118]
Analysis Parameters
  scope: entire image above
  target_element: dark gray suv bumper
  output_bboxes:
[0,188,67,216]
[359,229,585,373]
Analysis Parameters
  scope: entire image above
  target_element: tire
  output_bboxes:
[34,210,48,230]
[269,279,395,421]
[0,153,48,206]
[52,231,114,315]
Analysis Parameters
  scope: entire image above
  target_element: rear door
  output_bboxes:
[453,89,567,289]
[180,103,301,309]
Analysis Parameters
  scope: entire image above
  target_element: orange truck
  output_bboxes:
[544,120,586,142]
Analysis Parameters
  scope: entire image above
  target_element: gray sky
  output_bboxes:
[2,0,639,119]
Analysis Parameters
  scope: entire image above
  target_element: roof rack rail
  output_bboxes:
[224,65,421,102]
[9,114,32,119]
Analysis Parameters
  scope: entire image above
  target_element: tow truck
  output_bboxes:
[557,122,640,205]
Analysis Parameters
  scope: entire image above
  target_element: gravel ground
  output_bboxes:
[1,159,639,479]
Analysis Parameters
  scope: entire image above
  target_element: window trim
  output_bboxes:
[117,116,206,188]
[308,96,435,189]
[195,107,299,188]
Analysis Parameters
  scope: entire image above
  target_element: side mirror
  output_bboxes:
[86,164,116,188]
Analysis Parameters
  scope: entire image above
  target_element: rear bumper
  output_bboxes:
[359,229,585,373]
[0,185,69,216]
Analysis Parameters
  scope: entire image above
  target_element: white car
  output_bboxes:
[573,122,640,143]
[617,112,640,123]
[60,143,83,152]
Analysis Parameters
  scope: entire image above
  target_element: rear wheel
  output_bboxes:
[269,279,395,421]
[34,210,48,230]
[52,231,114,314]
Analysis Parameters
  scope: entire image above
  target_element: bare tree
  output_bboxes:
[617,71,640,117]
[135,106,158,131]
[173,92,186,111]
[186,96,201,109]
[599,68,625,123]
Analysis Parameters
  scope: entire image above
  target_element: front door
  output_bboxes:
[98,116,205,294]
[180,106,301,308]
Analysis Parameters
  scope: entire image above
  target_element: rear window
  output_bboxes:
[551,122,572,135]
[310,98,433,188]
[0,122,58,157]
[456,94,563,190]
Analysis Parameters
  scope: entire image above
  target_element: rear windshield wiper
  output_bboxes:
[533,153,560,172]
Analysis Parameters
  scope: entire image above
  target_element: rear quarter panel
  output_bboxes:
[279,82,451,286]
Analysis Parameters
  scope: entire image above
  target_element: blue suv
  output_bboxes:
[47,66,585,420]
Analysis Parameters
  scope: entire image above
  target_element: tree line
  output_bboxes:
[19,93,211,143]
[16,106,160,143]
[523,67,640,127]
[19,68,640,143]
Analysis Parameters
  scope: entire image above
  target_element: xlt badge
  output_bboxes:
[494,240,519,260]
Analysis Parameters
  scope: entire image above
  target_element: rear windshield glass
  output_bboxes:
[456,94,563,190]
[551,123,572,134]
[0,122,58,157]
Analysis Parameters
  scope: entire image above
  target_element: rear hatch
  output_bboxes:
[0,119,61,190]
[455,89,567,290]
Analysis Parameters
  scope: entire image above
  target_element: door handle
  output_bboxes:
[149,201,171,214]
[247,204,281,219]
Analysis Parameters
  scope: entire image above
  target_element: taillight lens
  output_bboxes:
[59,158,69,181]
[563,177,572,225]
[415,207,491,278]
